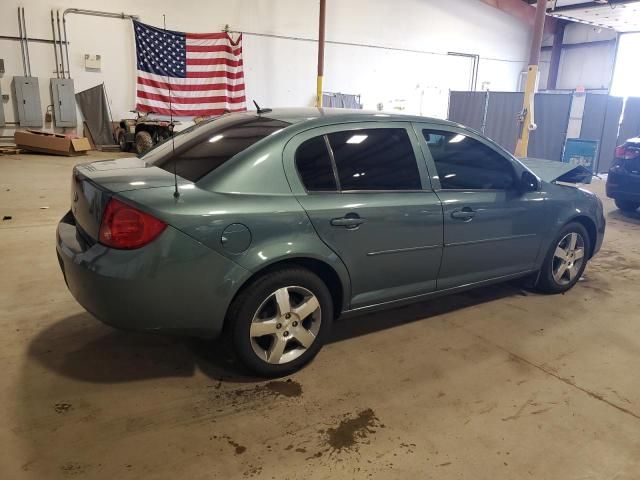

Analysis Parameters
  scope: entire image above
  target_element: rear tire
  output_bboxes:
[117,131,129,152]
[135,131,154,155]
[536,222,590,294]
[227,267,333,377]
[614,198,640,212]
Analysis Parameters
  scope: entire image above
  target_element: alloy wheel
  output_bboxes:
[250,286,321,364]
[552,232,585,285]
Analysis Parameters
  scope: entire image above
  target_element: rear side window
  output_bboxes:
[150,116,289,182]
[295,136,337,191]
[423,130,516,190]
[328,128,421,191]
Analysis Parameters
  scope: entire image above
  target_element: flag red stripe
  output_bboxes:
[187,45,242,55]
[137,90,246,105]
[186,57,244,67]
[186,70,244,79]
[137,76,246,92]
[137,104,245,117]
[187,32,233,40]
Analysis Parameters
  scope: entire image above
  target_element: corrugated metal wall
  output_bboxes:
[528,93,573,162]
[447,91,573,161]
[447,91,487,132]
[580,94,623,173]
[483,92,524,154]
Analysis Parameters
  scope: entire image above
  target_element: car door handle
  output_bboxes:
[451,208,476,220]
[331,214,365,229]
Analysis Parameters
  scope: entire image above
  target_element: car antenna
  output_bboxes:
[164,14,179,199]
[253,100,272,115]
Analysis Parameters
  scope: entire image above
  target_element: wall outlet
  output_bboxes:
[84,54,102,70]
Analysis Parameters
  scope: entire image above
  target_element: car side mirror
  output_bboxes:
[519,170,539,192]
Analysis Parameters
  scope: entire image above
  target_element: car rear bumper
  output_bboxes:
[56,211,251,338]
[606,172,640,201]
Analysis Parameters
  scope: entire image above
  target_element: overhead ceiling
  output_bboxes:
[538,0,640,32]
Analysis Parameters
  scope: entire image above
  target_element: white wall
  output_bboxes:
[539,22,617,91]
[0,0,530,137]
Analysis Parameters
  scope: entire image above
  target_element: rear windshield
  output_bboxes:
[143,114,290,182]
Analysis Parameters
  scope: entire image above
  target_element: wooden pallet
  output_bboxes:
[0,146,24,155]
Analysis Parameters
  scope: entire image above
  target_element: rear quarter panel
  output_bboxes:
[119,186,353,313]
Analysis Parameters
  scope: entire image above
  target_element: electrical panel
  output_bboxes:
[51,78,77,127]
[0,84,5,128]
[12,76,42,127]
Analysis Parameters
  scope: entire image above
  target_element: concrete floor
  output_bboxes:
[1,151,640,479]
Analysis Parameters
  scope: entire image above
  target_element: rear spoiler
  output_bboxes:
[520,157,593,184]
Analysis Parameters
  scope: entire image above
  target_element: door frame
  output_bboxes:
[282,120,435,195]
[410,121,528,191]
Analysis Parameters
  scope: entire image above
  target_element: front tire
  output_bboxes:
[536,222,590,294]
[227,267,333,377]
[135,131,154,155]
[615,198,640,212]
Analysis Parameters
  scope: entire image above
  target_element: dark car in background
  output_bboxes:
[56,108,605,376]
[607,137,640,212]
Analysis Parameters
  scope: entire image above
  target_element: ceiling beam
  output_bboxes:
[547,0,639,13]
[481,0,557,33]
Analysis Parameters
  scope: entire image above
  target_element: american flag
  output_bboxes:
[133,20,246,117]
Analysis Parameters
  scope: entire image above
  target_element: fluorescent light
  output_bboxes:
[449,134,465,143]
[179,184,195,190]
[209,134,224,143]
[129,181,145,186]
[346,134,368,144]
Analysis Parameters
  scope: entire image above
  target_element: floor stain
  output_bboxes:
[324,408,381,452]
[226,437,246,455]
[215,379,303,409]
[264,379,303,398]
[59,462,89,476]
[54,403,72,414]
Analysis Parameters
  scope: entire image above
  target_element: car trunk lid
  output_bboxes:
[70,157,189,241]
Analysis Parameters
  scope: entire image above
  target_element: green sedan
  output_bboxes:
[56,108,605,376]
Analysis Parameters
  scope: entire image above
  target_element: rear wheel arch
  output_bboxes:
[226,257,347,323]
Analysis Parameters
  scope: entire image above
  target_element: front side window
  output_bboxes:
[327,128,421,191]
[423,130,516,190]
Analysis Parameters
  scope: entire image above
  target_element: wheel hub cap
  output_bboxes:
[249,286,321,365]
[552,232,585,286]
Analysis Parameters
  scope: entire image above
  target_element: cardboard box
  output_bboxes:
[14,130,91,156]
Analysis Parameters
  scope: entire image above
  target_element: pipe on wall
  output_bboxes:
[17,8,26,76]
[316,0,326,108]
[59,8,140,80]
[21,8,32,77]
[51,11,60,78]
[56,11,66,78]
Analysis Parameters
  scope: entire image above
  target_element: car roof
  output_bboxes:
[257,107,463,128]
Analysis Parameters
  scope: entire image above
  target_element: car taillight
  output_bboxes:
[99,198,166,249]
[614,145,640,160]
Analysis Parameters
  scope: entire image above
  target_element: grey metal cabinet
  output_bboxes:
[12,76,42,127]
[51,78,77,127]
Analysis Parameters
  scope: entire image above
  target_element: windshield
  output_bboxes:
[143,114,290,182]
